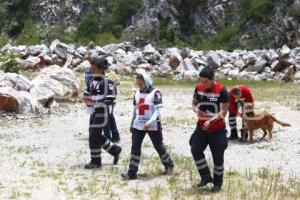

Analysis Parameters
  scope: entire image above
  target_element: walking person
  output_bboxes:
[190,67,229,192]
[121,71,174,180]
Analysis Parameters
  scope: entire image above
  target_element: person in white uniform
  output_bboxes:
[121,72,174,180]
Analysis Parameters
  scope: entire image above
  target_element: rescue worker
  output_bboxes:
[121,71,174,180]
[227,85,254,142]
[84,55,121,143]
[190,67,229,193]
[83,57,122,169]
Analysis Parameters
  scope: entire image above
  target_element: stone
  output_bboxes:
[234,60,245,70]
[50,40,74,59]
[20,56,42,69]
[254,58,267,73]
[74,60,91,72]
[279,45,291,58]
[207,54,221,68]
[25,44,49,56]
[30,75,65,106]
[40,65,80,96]
[228,69,239,78]
[0,73,31,91]
[0,87,37,113]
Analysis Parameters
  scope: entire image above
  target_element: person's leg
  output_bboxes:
[189,127,211,186]
[89,110,121,167]
[208,129,228,192]
[123,128,146,179]
[228,108,238,140]
[86,113,103,169]
[110,110,120,143]
[148,130,174,172]
[103,113,112,141]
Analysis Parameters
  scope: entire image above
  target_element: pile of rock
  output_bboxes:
[1,40,300,84]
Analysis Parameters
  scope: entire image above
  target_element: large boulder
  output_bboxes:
[0,73,31,91]
[30,75,66,105]
[40,65,80,96]
[0,87,37,114]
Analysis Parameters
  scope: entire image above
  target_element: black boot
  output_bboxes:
[121,172,137,180]
[113,145,122,165]
[85,160,102,169]
[211,185,222,193]
[228,128,238,140]
[197,176,213,187]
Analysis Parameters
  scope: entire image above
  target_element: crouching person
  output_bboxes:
[190,67,229,193]
[121,71,174,180]
[83,57,122,169]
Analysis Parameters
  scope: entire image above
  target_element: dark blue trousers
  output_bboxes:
[190,126,228,186]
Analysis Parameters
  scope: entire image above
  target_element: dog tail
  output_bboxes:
[270,115,291,127]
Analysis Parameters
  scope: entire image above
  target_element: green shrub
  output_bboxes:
[0,53,20,73]
[196,25,239,51]
[0,34,9,48]
[237,0,275,23]
[15,20,40,45]
[73,13,101,44]
[94,32,118,46]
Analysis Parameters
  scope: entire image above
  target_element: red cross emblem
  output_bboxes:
[137,98,150,115]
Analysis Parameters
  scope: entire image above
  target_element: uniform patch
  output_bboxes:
[210,97,218,101]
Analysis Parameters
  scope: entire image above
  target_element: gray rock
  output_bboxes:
[0,73,31,91]
[207,54,221,68]
[279,45,291,58]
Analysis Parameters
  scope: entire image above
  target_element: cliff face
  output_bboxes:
[0,0,299,49]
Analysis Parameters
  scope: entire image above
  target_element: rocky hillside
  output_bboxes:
[0,0,299,50]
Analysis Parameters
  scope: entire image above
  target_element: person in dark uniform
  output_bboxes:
[84,57,121,143]
[190,67,229,193]
[121,71,174,180]
[227,85,254,142]
[82,57,122,169]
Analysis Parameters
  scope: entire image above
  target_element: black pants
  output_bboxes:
[229,101,246,136]
[128,128,174,175]
[89,108,119,163]
[103,105,120,142]
[190,127,228,187]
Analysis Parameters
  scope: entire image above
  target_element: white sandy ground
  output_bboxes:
[0,84,299,199]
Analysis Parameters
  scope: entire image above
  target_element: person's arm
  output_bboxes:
[192,87,200,113]
[146,105,162,126]
[130,106,137,127]
[144,90,163,131]
[203,87,229,129]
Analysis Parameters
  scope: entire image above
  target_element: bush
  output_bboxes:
[94,32,118,46]
[196,25,239,51]
[0,53,20,73]
[237,0,275,23]
[73,13,101,44]
[0,34,9,48]
[15,20,40,45]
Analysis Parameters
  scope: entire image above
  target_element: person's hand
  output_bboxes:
[130,127,133,133]
[144,123,150,131]
[203,120,211,130]
[84,96,93,106]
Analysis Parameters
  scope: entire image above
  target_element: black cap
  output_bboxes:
[90,57,110,69]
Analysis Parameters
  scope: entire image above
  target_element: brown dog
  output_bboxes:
[242,103,291,143]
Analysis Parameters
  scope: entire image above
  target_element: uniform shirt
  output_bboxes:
[83,75,116,114]
[229,85,254,115]
[132,86,162,130]
[193,81,229,133]
[133,86,162,106]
